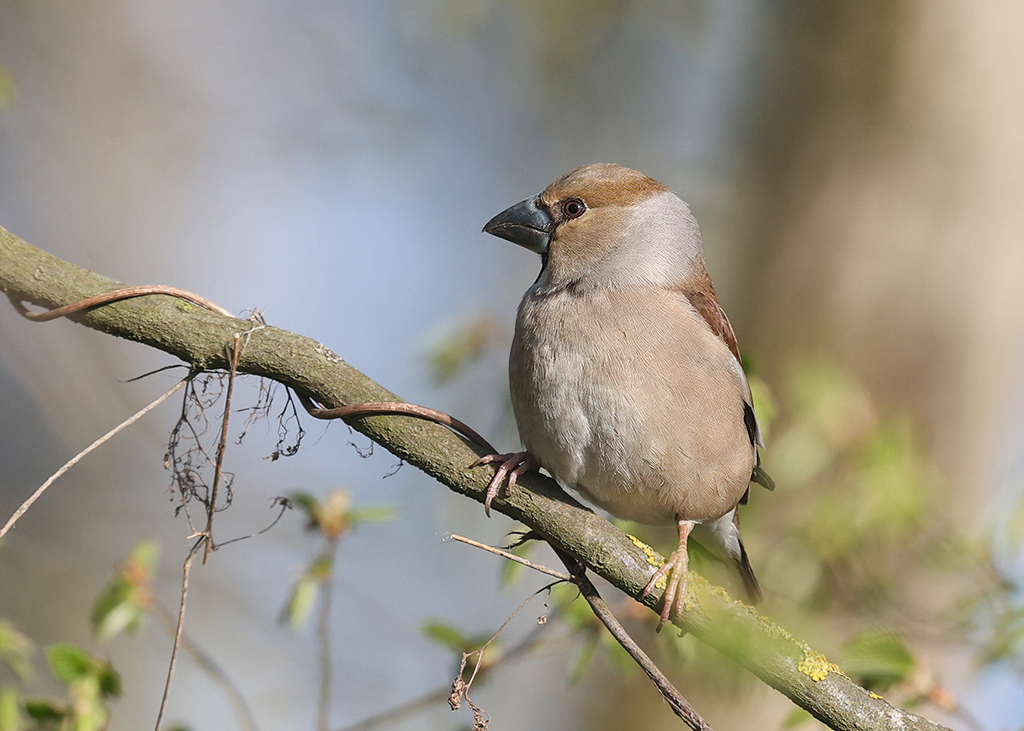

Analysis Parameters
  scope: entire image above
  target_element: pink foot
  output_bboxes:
[639,519,695,631]
[471,452,537,516]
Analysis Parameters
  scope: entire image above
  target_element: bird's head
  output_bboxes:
[483,163,707,290]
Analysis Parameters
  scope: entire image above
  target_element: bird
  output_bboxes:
[476,163,772,629]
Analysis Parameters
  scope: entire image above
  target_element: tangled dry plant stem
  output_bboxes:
[202,333,242,563]
[448,580,561,729]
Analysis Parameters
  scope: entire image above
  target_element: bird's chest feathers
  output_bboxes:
[509,287,753,525]
[511,291,664,490]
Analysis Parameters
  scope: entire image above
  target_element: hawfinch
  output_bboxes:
[479,164,771,629]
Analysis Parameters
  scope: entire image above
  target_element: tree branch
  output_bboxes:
[0,225,953,731]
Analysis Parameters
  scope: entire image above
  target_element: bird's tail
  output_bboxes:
[735,539,763,604]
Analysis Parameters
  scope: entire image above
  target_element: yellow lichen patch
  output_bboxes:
[627,534,663,567]
[869,691,883,700]
[707,584,732,603]
[754,611,798,643]
[798,651,842,682]
[626,534,671,592]
[748,611,847,683]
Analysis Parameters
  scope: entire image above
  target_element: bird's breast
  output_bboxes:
[509,287,754,525]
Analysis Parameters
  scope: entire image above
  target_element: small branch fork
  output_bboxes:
[452,536,713,730]
[557,549,712,731]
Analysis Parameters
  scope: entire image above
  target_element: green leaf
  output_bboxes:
[91,540,159,641]
[307,554,334,582]
[842,629,914,692]
[288,492,320,522]
[424,314,496,386]
[96,663,122,699]
[46,644,92,685]
[0,688,25,731]
[126,539,160,576]
[92,596,144,643]
[421,620,471,653]
[279,575,319,632]
[349,506,398,524]
[90,578,144,642]
[23,698,66,722]
[0,621,34,682]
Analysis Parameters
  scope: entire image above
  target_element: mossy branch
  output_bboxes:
[0,225,952,731]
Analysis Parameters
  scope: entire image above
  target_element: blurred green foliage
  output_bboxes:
[841,629,914,692]
[280,488,395,632]
[424,314,500,387]
[90,541,159,643]
[0,637,120,731]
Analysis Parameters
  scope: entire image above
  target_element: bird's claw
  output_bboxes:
[471,451,536,516]
[640,548,690,632]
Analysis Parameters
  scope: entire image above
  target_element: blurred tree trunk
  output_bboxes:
[743,0,1024,495]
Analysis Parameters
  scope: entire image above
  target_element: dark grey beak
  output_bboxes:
[482,195,553,255]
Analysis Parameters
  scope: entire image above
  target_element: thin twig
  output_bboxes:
[454,533,711,728]
[460,581,560,695]
[448,534,570,581]
[14,284,233,321]
[155,538,204,731]
[555,550,712,731]
[335,686,452,731]
[0,377,188,540]
[203,334,241,563]
[16,285,499,486]
[297,392,496,455]
[150,599,259,731]
[213,499,291,549]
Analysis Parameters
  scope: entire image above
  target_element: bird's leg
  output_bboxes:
[471,452,538,517]
[640,517,696,632]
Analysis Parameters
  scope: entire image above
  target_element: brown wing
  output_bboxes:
[684,288,769,453]
[683,290,741,365]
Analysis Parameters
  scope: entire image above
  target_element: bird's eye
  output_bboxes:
[561,198,586,219]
